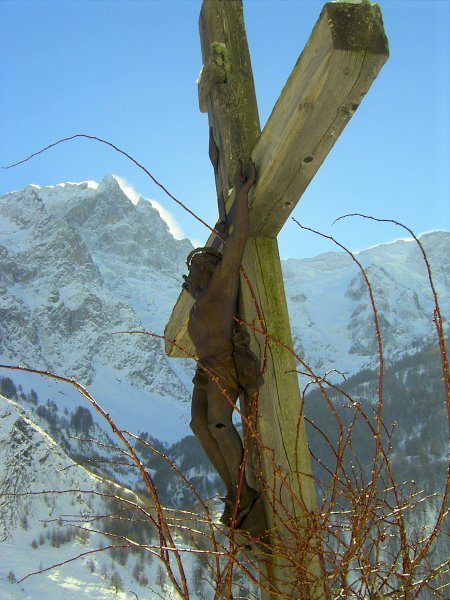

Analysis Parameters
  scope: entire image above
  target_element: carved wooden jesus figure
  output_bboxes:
[182,161,262,528]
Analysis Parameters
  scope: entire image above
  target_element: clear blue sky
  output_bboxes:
[1,0,449,259]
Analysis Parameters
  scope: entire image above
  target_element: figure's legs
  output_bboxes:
[206,386,243,493]
[190,384,233,496]
[206,383,257,524]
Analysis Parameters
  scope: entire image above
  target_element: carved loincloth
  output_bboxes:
[193,350,240,399]
[193,333,263,398]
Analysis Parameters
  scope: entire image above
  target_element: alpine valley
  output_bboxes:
[0,177,448,598]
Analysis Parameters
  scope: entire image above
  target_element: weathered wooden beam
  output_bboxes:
[249,1,389,237]
[238,236,324,598]
[164,0,389,357]
[166,0,260,358]
[198,0,260,199]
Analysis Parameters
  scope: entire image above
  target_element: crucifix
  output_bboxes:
[165,1,388,596]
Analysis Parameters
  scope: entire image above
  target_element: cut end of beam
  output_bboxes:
[164,289,195,357]
[326,1,389,55]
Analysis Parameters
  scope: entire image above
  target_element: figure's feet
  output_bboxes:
[219,488,259,528]
[235,487,259,528]
[219,496,233,526]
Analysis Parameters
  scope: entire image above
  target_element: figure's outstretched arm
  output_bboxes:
[205,161,255,316]
[222,160,256,268]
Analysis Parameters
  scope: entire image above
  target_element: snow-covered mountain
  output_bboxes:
[0,176,448,445]
[0,177,447,597]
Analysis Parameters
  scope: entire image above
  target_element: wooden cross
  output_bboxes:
[165,1,388,596]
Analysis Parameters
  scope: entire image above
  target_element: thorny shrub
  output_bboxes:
[1,137,448,599]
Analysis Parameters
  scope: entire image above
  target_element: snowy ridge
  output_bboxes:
[283,230,449,378]
[0,176,195,442]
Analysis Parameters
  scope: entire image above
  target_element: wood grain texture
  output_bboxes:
[198,0,260,197]
[239,237,324,597]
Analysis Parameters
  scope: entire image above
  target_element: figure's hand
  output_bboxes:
[234,160,256,195]
[182,274,193,295]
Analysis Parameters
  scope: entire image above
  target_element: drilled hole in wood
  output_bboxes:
[303,155,313,164]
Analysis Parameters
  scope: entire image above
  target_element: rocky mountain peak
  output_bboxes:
[0,178,194,439]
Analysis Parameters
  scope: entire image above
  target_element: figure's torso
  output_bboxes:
[187,237,242,359]
[188,292,234,359]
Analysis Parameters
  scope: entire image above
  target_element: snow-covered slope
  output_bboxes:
[0,395,250,599]
[0,395,156,599]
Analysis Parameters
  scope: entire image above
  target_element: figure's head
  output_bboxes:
[182,247,222,299]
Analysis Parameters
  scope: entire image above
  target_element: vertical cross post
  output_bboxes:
[197,2,324,597]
